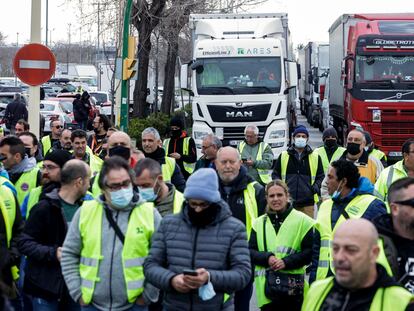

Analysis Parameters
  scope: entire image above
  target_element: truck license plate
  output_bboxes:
[229,140,241,146]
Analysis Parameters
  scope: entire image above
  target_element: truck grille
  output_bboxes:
[371,122,414,149]
[207,104,271,123]
[382,123,414,135]
[212,126,267,146]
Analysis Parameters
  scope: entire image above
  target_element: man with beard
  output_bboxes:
[20,149,72,219]
[141,127,186,192]
[88,114,110,159]
[162,116,196,180]
[215,146,266,311]
[374,177,414,294]
[302,219,414,311]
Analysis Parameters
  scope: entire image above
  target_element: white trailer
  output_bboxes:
[181,13,298,157]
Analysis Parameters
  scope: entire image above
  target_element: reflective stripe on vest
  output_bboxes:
[78,200,154,304]
[302,277,413,311]
[238,141,272,185]
[163,138,195,175]
[315,194,377,281]
[370,149,387,163]
[15,168,39,206]
[253,210,314,307]
[315,146,345,174]
[161,157,176,183]
[26,186,43,219]
[0,187,19,280]
[41,135,52,156]
[280,151,319,203]
[243,182,259,240]
[173,190,184,214]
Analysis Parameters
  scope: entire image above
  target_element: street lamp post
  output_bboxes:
[45,0,49,46]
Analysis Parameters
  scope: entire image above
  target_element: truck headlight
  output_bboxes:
[269,130,285,139]
[372,109,381,122]
[194,131,209,140]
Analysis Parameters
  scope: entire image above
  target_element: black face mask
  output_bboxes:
[187,204,219,227]
[325,139,338,149]
[347,142,361,156]
[171,129,181,138]
[109,145,130,161]
[25,147,33,157]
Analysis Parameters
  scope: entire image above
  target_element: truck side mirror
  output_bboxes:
[190,61,204,74]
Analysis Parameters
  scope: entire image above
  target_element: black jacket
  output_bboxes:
[165,133,197,180]
[272,145,324,207]
[143,147,186,192]
[249,204,313,270]
[18,189,69,300]
[319,265,414,311]
[72,97,89,122]
[0,190,23,290]
[218,166,266,226]
[374,214,414,294]
[4,99,28,127]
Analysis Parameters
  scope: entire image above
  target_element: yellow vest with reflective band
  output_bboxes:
[78,200,154,304]
[173,190,184,214]
[0,187,19,280]
[15,168,40,206]
[89,154,103,177]
[302,276,413,311]
[91,173,101,197]
[370,148,387,163]
[376,238,394,277]
[314,146,346,174]
[280,151,320,203]
[41,135,52,156]
[243,182,259,240]
[163,138,195,175]
[161,157,176,184]
[315,194,377,281]
[253,210,314,307]
[26,186,43,219]
[238,141,272,185]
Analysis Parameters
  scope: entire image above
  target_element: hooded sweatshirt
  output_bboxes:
[61,193,162,311]
[374,214,414,294]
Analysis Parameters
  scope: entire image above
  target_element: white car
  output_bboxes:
[40,100,71,133]
[90,91,112,116]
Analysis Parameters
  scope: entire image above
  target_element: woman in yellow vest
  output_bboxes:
[249,180,314,311]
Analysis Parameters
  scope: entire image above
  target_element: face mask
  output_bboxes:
[199,280,216,301]
[110,185,133,209]
[139,187,157,202]
[25,147,32,157]
[294,137,307,149]
[109,145,130,161]
[347,142,361,156]
[171,129,181,138]
[187,204,219,227]
[325,139,337,149]
[331,181,343,201]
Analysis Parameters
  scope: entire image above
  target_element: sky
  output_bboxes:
[1,0,414,48]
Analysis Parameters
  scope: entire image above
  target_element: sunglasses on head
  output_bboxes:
[394,198,414,208]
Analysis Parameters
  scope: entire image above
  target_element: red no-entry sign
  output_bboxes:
[13,43,56,86]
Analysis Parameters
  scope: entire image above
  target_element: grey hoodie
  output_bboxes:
[61,194,162,311]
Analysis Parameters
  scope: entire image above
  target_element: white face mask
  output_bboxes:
[294,137,307,149]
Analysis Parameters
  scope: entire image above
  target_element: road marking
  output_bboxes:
[19,60,50,69]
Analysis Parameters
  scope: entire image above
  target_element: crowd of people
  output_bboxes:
[0,111,414,311]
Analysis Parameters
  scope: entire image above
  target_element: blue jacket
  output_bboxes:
[310,177,386,283]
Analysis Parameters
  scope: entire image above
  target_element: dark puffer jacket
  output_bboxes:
[144,200,251,311]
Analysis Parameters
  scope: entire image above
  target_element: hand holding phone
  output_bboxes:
[183,269,198,276]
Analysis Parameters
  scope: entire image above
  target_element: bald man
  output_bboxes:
[107,131,133,166]
[303,219,414,311]
[216,146,266,311]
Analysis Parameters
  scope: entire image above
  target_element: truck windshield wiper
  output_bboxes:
[244,86,274,93]
[199,86,234,94]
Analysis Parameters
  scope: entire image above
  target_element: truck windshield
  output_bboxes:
[196,57,281,95]
[355,55,414,86]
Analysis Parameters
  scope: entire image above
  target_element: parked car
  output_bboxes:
[90,91,112,116]
[40,100,72,133]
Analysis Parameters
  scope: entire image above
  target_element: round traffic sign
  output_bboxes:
[13,43,56,86]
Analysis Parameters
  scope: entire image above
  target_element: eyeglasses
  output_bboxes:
[54,125,63,129]
[201,145,213,150]
[106,179,131,191]
[394,198,414,208]
[41,164,60,171]
[188,200,210,209]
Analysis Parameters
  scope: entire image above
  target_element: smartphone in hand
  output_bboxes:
[183,269,198,276]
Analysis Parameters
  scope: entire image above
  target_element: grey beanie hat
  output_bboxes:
[322,127,338,141]
[184,168,221,203]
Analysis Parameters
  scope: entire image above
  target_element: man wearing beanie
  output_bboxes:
[162,115,197,180]
[144,168,252,311]
[314,127,346,174]
[272,125,324,218]
[20,149,73,219]
[364,131,387,168]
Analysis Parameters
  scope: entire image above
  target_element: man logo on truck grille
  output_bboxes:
[226,111,253,118]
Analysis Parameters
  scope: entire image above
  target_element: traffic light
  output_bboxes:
[123,58,137,80]
[122,36,137,80]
